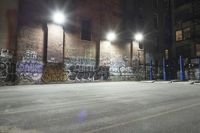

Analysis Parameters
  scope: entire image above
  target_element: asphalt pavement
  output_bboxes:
[0,82,200,133]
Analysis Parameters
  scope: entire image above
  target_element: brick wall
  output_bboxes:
[0,0,18,50]
[16,24,44,84]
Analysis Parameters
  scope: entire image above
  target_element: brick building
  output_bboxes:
[171,0,200,79]
[0,0,146,85]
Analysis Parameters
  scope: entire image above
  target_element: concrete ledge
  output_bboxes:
[154,81,172,84]
[194,83,200,86]
[193,80,200,86]
[140,80,155,83]
[171,80,194,84]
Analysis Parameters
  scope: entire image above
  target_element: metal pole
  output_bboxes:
[144,45,146,80]
[179,56,185,81]
[163,58,167,80]
[199,57,200,80]
[150,59,153,80]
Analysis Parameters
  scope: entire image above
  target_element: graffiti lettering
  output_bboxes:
[22,50,38,61]
[16,61,43,73]
[16,50,43,84]
[42,64,68,83]
[64,58,109,82]
[0,62,8,80]
[0,49,16,85]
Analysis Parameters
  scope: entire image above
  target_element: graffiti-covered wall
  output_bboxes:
[100,41,144,81]
[0,0,147,86]
[16,24,44,84]
[0,0,18,86]
[64,33,109,82]
[0,49,16,85]
[41,24,66,83]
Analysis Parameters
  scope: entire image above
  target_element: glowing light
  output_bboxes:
[134,33,144,42]
[52,11,65,24]
[106,32,116,41]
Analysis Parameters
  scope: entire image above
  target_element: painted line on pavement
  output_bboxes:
[84,102,200,133]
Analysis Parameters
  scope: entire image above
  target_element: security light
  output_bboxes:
[106,32,116,42]
[134,33,144,42]
[52,11,65,25]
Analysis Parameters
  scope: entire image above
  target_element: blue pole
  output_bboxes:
[179,56,185,81]
[199,57,200,80]
[150,59,153,80]
[163,58,166,80]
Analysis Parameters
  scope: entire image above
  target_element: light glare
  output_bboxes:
[134,33,143,42]
[52,11,65,24]
[106,32,116,41]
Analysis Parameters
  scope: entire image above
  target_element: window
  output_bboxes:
[153,14,159,29]
[176,30,183,41]
[183,27,191,40]
[81,19,92,41]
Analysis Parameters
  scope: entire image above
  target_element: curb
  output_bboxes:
[154,81,172,84]
[140,80,155,83]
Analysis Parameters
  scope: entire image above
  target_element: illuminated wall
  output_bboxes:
[100,41,144,80]
[16,24,44,84]
[47,24,64,63]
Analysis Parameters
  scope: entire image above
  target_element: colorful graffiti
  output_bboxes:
[16,50,43,84]
[67,65,109,81]
[42,63,68,83]
[100,52,145,80]
[131,65,145,80]
[0,49,15,85]
[65,58,109,81]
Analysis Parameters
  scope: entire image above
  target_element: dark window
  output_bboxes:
[176,46,191,58]
[81,19,92,41]
[183,27,191,40]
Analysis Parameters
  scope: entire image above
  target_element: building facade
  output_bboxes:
[171,0,200,79]
[124,0,173,79]
[1,0,146,85]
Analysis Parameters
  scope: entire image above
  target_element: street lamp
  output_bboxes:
[106,32,116,42]
[52,11,66,25]
[134,33,143,42]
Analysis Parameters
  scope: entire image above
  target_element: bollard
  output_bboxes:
[163,58,167,80]
[179,56,185,81]
[150,59,153,80]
